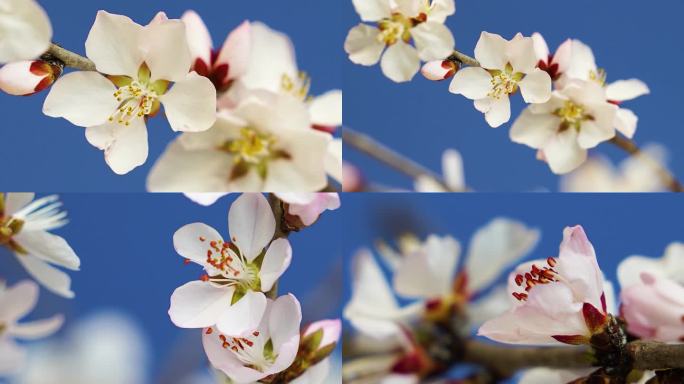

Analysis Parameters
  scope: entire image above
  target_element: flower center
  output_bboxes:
[512,257,559,301]
[107,63,169,126]
[589,68,607,87]
[554,100,594,132]
[210,328,276,371]
[198,237,260,291]
[281,72,312,102]
[377,13,417,45]
[488,63,524,99]
[0,215,23,250]
[219,128,291,181]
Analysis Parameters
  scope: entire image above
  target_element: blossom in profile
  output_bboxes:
[413,149,465,192]
[0,0,52,63]
[0,280,64,374]
[43,11,217,174]
[450,32,552,128]
[0,60,61,96]
[345,0,455,82]
[168,194,292,336]
[275,193,341,226]
[1,193,79,298]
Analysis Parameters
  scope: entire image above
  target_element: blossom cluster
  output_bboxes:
[0,1,342,191]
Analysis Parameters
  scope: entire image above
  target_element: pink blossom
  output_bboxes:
[276,193,341,226]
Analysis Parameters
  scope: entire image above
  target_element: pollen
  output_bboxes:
[377,13,414,45]
[554,100,594,132]
[512,257,559,301]
[281,72,312,101]
[487,63,525,100]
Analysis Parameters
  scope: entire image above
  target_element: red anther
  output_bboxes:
[219,335,226,341]
[206,328,213,335]
[512,292,528,301]
[515,274,524,286]
[210,240,217,247]
[200,274,209,282]
[222,342,229,348]
[183,259,191,265]
[244,339,254,347]
[199,236,206,242]
[235,339,244,349]
[207,250,212,257]
[234,271,240,276]
[531,264,541,277]
[547,257,557,267]
[253,331,260,337]
[231,346,238,352]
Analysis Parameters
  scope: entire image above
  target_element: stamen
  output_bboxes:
[511,257,559,301]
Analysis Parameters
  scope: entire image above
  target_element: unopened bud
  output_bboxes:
[421,59,459,81]
[0,60,62,96]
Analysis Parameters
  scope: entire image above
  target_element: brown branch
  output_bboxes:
[343,127,463,192]
[609,135,683,192]
[450,50,480,67]
[44,43,95,71]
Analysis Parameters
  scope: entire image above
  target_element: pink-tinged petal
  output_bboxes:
[380,41,420,83]
[352,0,391,21]
[141,19,192,82]
[0,0,52,63]
[277,193,341,226]
[85,11,144,77]
[510,108,559,149]
[168,281,233,328]
[85,119,149,175]
[309,90,342,128]
[542,130,587,174]
[13,231,79,270]
[421,60,457,81]
[0,339,26,375]
[202,327,267,383]
[484,96,511,128]
[0,61,49,96]
[14,254,74,298]
[557,226,605,309]
[305,319,342,347]
[448,66,491,100]
[259,238,292,292]
[3,193,35,216]
[43,71,119,127]
[345,24,385,66]
[507,34,538,74]
[173,223,223,265]
[147,11,168,25]
[474,32,507,69]
[181,10,213,65]
[519,69,552,103]
[531,33,549,60]
[614,108,638,139]
[228,193,275,262]
[10,314,63,339]
[268,294,302,351]
[216,21,251,80]
[410,22,454,61]
[605,79,650,102]
[160,71,217,132]
[0,280,38,323]
[216,291,267,336]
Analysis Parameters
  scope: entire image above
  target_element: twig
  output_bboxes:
[450,50,480,67]
[343,128,461,192]
[609,135,683,192]
[44,43,95,71]
[265,193,289,299]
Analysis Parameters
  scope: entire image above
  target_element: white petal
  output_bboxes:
[564,39,597,81]
[181,10,212,66]
[0,0,52,63]
[352,0,391,21]
[484,96,511,128]
[519,69,552,104]
[309,90,342,127]
[442,149,465,191]
[394,235,460,298]
[4,193,34,216]
[507,35,538,74]
[410,22,454,61]
[519,368,592,384]
[468,286,511,328]
[0,280,38,323]
[577,119,615,149]
[260,238,292,292]
[216,21,251,80]
[85,119,149,175]
[168,281,233,328]
[510,108,559,148]
[605,79,650,102]
[448,66,491,100]
[345,24,385,66]
[10,314,63,339]
[85,11,144,76]
[203,328,267,383]
[531,33,549,60]
[239,22,297,93]
[43,71,118,127]
[428,0,456,23]
[380,41,420,83]
[0,340,25,374]
[290,359,330,384]
[0,60,46,95]
[614,108,638,139]
[264,130,331,192]
[173,223,223,265]
[161,71,217,132]
[228,193,275,262]
[543,130,587,174]
[326,138,343,184]
[15,254,74,298]
[474,32,507,69]
[142,19,192,82]
[185,193,229,206]
[216,291,267,336]
[13,231,79,270]
[268,294,302,350]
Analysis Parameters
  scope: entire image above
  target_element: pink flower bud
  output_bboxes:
[421,60,458,81]
[0,60,61,96]
[342,163,364,192]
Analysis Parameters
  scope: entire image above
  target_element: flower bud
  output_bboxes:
[421,59,459,81]
[0,60,62,96]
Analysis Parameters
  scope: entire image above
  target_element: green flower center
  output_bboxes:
[219,127,291,182]
[488,63,524,99]
[554,100,594,132]
[107,63,170,126]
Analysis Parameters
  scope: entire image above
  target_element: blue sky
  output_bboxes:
[343,0,684,191]
[0,0,343,192]
[0,193,342,382]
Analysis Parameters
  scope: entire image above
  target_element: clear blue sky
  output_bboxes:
[341,193,684,381]
[0,193,342,382]
[343,0,684,191]
[0,0,343,192]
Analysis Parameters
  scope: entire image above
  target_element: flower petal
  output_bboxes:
[519,69,552,104]
[507,34,538,74]
[345,24,385,66]
[14,254,74,298]
[0,340,25,374]
[0,61,46,96]
[216,291,267,336]
[310,90,342,127]
[173,223,223,265]
[85,119,149,175]
[168,281,233,328]
[428,0,456,23]
[543,130,587,174]
[216,21,251,80]
[605,79,650,102]
[239,22,297,93]
[510,108,559,148]
[181,10,212,66]
[380,41,420,83]
[410,22,454,61]
[85,11,144,76]
[160,71,217,132]
[448,66,491,100]
[352,0,391,21]
[326,138,343,184]
[614,108,638,139]
[4,193,34,217]
[531,33,549,60]
[228,193,275,262]
[43,71,119,127]
[10,314,63,340]
[142,19,192,82]
[202,327,267,382]
[13,231,79,270]
[484,96,511,128]
[260,238,292,292]
[0,0,52,63]
[268,294,302,351]
[0,280,38,323]
[474,32,507,69]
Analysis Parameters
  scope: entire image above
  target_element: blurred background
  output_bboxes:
[343,0,684,191]
[0,0,343,192]
[0,193,342,383]
[341,193,684,382]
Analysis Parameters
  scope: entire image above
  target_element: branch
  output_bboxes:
[609,135,683,192]
[44,43,95,71]
[343,128,462,192]
[450,50,480,67]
